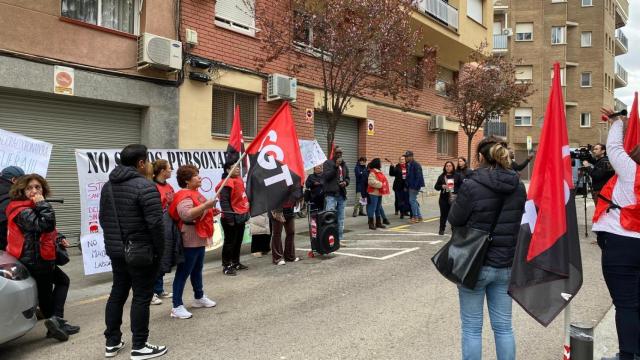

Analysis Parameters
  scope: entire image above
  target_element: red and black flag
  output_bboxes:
[508,63,583,327]
[226,105,249,177]
[245,102,304,216]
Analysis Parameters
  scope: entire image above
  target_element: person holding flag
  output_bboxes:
[226,105,249,176]
[593,95,640,360]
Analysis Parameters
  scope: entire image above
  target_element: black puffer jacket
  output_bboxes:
[99,165,164,261]
[322,160,350,197]
[448,167,526,268]
[10,201,57,271]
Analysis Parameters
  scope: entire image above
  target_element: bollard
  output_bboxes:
[570,322,594,360]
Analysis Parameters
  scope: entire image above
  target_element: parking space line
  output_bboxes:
[297,247,421,261]
[355,232,443,236]
[379,247,420,260]
[344,239,443,244]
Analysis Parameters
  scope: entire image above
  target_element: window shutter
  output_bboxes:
[212,89,234,135]
[515,108,532,118]
[515,23,533,34]
[235,92,257,137]
[215,0,255,28]
[467,0,483,24]
[516,66,533,80]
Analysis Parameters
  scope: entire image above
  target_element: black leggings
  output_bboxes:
[438,195,451,231]
[222,221,246,266]
[31,266,69,319]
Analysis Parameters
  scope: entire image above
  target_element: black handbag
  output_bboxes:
[55,236,70,266]
[431,191,507,289]
[108,184,154,267]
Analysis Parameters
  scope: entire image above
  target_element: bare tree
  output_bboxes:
[446,44,535,162]
[250,0,435,153]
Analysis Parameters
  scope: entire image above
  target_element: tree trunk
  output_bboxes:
[467,133,474,168]
[326,111,340,157]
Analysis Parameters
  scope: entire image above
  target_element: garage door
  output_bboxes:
[314,113,359,205]
[0,91,142,244]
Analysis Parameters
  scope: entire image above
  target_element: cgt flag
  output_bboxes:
[226,105,249,177]
[508,63,583,327]
[245,102,304,216]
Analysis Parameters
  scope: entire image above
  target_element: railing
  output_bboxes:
[615,98,627,112]
[493,34,508,50]
[417,0,459,31]
[485,121,507,138]
[616,63,628,84]
[615,29,628,50]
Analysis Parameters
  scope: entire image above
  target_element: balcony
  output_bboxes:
[615,0,629,28]
[615,29,628,55]
[493,34,508,52]
[416,0,459,31]
[485,120,507,139]
[615,98,627,112]
[615,63,628,88]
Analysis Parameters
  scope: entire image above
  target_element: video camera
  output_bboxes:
[570,144,593,162]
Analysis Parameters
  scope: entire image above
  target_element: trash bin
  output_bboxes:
[570,322,594,360]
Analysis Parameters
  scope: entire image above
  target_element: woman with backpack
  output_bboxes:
[447,137,526,359]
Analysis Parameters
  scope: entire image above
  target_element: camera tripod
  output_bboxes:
[577,167,592,238]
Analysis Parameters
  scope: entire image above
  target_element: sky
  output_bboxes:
[615,3,637,108]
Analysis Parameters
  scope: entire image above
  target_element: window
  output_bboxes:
[515,108,533,126]
[551,26,566,44]
[437,131,458,157]
[515,65,533,83]
[605,74,609,91]
[581,72,592,87]
[551,0,567,3]
[515,23,533,41]
[582,0,593,6]
[467,0,483,24]
[580,112,591,127]
[215,0,256,36]
[581,32,592,47]
[212,89,258,137]
[61,0,139,34]
[550,68,566,86]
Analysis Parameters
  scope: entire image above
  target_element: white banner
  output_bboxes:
[299,139,327,170]
[0,129,53,176]
[75,149,226,275]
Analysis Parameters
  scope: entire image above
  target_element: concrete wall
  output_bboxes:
[0,55,178,148]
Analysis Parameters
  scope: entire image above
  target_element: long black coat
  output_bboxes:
[447,167,526,268]
[99,165,164,261]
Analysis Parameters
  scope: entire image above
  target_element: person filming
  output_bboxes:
[581,143,615,204]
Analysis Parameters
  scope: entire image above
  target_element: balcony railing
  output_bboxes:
[615,98,627,112]
[485,121,507,138]
[615,29,628,54]
[417,0,459,31]
[493,34,508,50]
[615,0,629,28]
[616,63,628,87]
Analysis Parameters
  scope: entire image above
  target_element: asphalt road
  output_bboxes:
[0,196,613,360]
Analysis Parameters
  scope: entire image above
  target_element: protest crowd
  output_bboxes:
[1,86,639,360]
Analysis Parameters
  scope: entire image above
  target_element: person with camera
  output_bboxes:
[593,109,640,360]
[581,143,615,204]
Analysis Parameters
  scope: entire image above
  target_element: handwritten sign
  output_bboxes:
[0,129,52,176]
[298,139,327,170]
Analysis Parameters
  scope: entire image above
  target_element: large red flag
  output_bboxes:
[245,102,304,216]
[225,106,248,176]
[509,63,583,326]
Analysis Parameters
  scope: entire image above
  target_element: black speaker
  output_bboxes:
[317,211,337,225]
[310,210,340,254]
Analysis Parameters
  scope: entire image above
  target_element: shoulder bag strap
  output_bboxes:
[107,183,126,245]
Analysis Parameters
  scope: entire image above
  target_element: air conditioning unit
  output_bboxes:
[137,33,182,71]
[267,74,298,102]
[502,28,514,36]
[428,115,446,132]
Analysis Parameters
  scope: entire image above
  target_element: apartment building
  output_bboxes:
[0,0,181,240]
[490,0,629,174]
[179,0,493,200]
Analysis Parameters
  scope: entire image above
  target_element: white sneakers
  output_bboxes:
[151,294,162,306]
[170,305,192,319]
[277,260,286,265]
[130,342,167,360]
[171,296,216,319]
[192,295,217,308]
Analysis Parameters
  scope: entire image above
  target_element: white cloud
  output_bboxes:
[615,4,638,107]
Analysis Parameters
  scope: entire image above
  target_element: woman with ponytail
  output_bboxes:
[447,136,527,359]
[151,159,175,305]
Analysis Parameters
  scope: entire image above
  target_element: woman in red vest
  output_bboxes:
[150,159,175,305]
[216,161,250,275]
[6,174,79,341]
[168,165,219,320]
[366,158,391,230]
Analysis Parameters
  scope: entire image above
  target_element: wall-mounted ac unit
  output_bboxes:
[267,74,298,102]
[502,28,514,36]
[428,115,446,131]
[137,33,182,71]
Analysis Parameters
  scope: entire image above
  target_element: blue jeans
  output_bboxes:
[172,247,205,308]
[366,195,384,218]
[458,266,515,360]
[409,189,422,218]
[325,195,346,240]
[153,276,164,295]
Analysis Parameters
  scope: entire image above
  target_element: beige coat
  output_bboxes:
[249,213,270,235]
[368,169,384,196]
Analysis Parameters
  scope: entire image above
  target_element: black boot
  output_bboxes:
[44,316,68,342]
[376,217,386,229]
[368,217,376,230]
[382,217,390,225]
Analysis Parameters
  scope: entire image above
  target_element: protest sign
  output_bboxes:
[298,139,327,170]
[0,129,52,176]
[75,149,226,275]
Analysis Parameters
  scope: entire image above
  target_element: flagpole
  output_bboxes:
[212,151,249,201]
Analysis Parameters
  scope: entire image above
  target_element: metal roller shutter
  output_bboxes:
[0,91,141,244]
[314,113,360,205]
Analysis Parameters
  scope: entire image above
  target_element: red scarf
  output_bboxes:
[400,163,407,180]
[6,200,57,261]
[169,189,214,238]
[368,169,390,195]
[593,166,640,232]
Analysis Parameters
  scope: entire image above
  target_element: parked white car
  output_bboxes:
[0,250,37,345]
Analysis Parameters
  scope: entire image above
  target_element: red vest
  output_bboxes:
[593,166,640,232]
[155,181,175,210]
[215,176,250,214]
[6,200,57,261]
[169,190,215,238]
[368,170,390,195]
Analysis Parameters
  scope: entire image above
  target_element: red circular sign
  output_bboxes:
[56,71,73,87]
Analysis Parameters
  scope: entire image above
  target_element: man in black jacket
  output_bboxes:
[99,144,167,359]
[582,143,615,204]
[509,149,534,172]
[0,166,25,251]
[322,147,350,240]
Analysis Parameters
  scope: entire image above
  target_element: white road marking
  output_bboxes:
[344,239,442,244]
[355,232,444,236]
[296,247,421,261]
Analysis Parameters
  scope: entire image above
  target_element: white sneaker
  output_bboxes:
[192,295,217,308]
[277,260,286,265]
[150,294,162,305]
[159,291,172,298]
[170,305,192,319]
[130,342,167,360]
